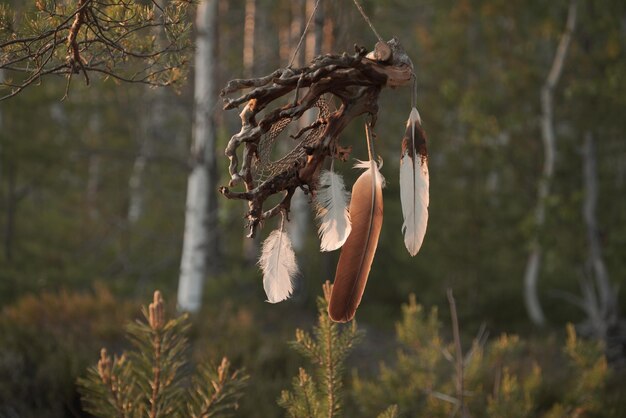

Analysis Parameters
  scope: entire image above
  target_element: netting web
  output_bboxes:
[253,96,331,186]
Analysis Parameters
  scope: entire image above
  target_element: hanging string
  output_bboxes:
[289,0,384,67]
[411,73,417,108]
[351,0,384,43]
[288,0,322,68]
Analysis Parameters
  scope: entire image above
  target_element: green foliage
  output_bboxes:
[1,0,625,416]
[543,324,608,417]
[352,295,609,418]
[0,284,134,418]
[78,291,248,418]
[1,0,192,99]
[192,292,301,418]
[279,282,397,418]
[375,405,398,418]
[279,282,363,418]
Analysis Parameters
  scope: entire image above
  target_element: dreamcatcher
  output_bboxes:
[219,0,429,322]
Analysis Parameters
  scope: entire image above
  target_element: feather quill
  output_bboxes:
[400,107,429,256]
[259,229,297,303]
[315,169,352,251]
[329,159,385,322]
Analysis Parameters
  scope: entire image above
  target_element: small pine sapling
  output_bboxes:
[543,324,608,418]
[279,281,396,418]
[279,281,362,418]
[78,291,248,418]
[353,293,544,418]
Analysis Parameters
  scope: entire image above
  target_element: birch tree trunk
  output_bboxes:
[580,131,617,339]
[287,0,308,252]
[523,0,577,326]
[178,0,219,312]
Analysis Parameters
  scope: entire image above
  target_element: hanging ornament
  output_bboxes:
[219,0,427,319]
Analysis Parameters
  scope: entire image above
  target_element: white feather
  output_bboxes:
[400,108,429,256]
[354,159,386,187]
[315,170,352,251]
[259,229,298,303]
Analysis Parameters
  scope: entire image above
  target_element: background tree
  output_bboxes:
[523,0,578,326]
[178,0,219,312]
[1,0,625,416]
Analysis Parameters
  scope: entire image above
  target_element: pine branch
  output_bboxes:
[78,349,135,418]
[78,290,248,418]
[189,357,249,418]
[376,405,398,418]
[280,281,363,418]
[279,368,321,418]
[0,0,192,100]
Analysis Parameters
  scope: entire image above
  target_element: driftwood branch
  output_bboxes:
[219,39,413,237]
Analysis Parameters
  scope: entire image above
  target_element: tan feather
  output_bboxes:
[328,160,384,322]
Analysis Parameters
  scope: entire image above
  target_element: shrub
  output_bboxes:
[78,291,248,418]
[0,284,133,418]
[352,294,609,418]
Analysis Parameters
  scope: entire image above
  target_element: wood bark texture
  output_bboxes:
[178,0,219,312]
[219,39,413,238]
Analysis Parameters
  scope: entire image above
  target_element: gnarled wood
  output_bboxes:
[219,39,413,237]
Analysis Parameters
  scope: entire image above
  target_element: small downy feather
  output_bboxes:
[314,169,352,251]
[329,159,385,322]
[259,229,298,303]
[400,107,429,256]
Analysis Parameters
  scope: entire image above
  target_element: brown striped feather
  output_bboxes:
[328,160,384,322]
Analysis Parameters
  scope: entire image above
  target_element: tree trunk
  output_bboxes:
[127,143,148,224]
[322,6,334,54]
[287,0,308,252]
[580,131,617,339]
[305,0,323,62]
[279,25,291,64]
[127,1,167,225]
[4,164,16,262]
[583,133,611,307]
[87,154,101,220]
[523,0,577,326]
[178,0,219,312]
[85,112,102,220]
[0,69,3,187]
[243,0,256,78]
[289,0,304,67]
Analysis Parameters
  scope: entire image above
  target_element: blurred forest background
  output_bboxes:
[1,0,625,417]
